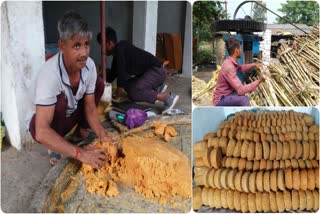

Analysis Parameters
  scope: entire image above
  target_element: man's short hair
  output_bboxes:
[97,26,118,45]
[57,11,92,40]
[226,37,241,55]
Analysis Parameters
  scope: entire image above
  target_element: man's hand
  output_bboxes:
[255,63,262,69]
[78,147,109,169]
[99,132,117,144]
[258,74,266,83]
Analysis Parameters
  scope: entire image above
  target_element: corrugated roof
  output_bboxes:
[267,23,311,36]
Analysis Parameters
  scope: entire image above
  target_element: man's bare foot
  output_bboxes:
[156,92,170,101]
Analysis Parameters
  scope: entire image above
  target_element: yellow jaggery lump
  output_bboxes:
[153,120,178,142]
[81,135,191,201]
[118,136,191,199]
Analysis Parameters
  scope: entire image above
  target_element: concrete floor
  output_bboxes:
[1,75,191,213]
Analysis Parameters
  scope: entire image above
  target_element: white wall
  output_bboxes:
[1,2,45,149]
[132,1,158,55]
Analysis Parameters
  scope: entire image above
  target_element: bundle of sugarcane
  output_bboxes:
[250,25,320,106]
[192,66,220,106]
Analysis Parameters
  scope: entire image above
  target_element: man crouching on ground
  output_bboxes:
[28,11,112,168]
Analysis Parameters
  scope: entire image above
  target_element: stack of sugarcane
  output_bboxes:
[192,66,220,106]
[193,110,319,212]
[251,25,320,106]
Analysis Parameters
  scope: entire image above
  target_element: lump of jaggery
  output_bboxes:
[118,136,191,199]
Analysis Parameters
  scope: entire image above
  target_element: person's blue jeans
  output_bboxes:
[216,93,250,106]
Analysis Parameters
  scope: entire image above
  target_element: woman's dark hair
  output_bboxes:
[97,26,118,44]
[226,37,241,55]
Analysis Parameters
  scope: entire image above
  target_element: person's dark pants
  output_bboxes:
[216,93,250,106]
[125,66,166,104]
[29,77,104,141]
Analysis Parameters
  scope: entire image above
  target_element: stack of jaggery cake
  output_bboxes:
[193,110,319,212]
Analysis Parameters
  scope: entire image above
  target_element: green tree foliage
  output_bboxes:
[193,1,226,41]
[252,1,267,22]
[276,1,319,25]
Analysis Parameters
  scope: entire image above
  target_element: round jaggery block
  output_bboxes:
[276,170,285,191]
[295,142,303,159]
[241,171,250,193]
[193,187,202,210]
[248,193,257,213]
[226,139,236,156]
[272,160,279,169]
[311,159,319,168]
[283,191,292,211]
[292,169,300,191]
[201,187,209,206]
[213,169,223,189]
[240,192,249,213]
[289,141,297,159]
[276,142,283,160]
[300,169,308,191]
[256,170,264,192]
[253,132,260,142]
[291,190,299,210]
[255,142,263,160]
[227,190,235,210]
[208,168,216,188]
[252,160,260,171]
[255,191,263,212]
[233,140,242,157]
[213,188,222,208]
[247,142,255,161]
[305,190,314,211]
[262,192,271,212]
[260,159,267,171]
[302,142,310,160]
[245,160,253,171]
[269,191,278,212]
[238,158,247,171]
[249,171,257,193]
[276,191,285,212]
[235,170,244,192]
[285,159,291,168]
[307,169,315,190]
[269,142,277,160]
[231,157,239,169]
[240,140,250,159]
[263,171,271,192]
[299,190,307,211]
[262,141,270,160]
[291,159,299,169]
[210,147,222,169]
[220,189,228,209]
[282,142,290,160]
[270,170,278,192]
[233,190,241,211]
[207,188,215,208]
[227,169,237,191]
[314,168,319,189]
[220,169,229,190]
[309,141,316,160]
[285,169,293,190]
[313,190,319,211]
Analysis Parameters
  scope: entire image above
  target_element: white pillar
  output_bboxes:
[1,2,45,149]
[132,1,158,55]
[260,29,271,63]
[182,2,192,76]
